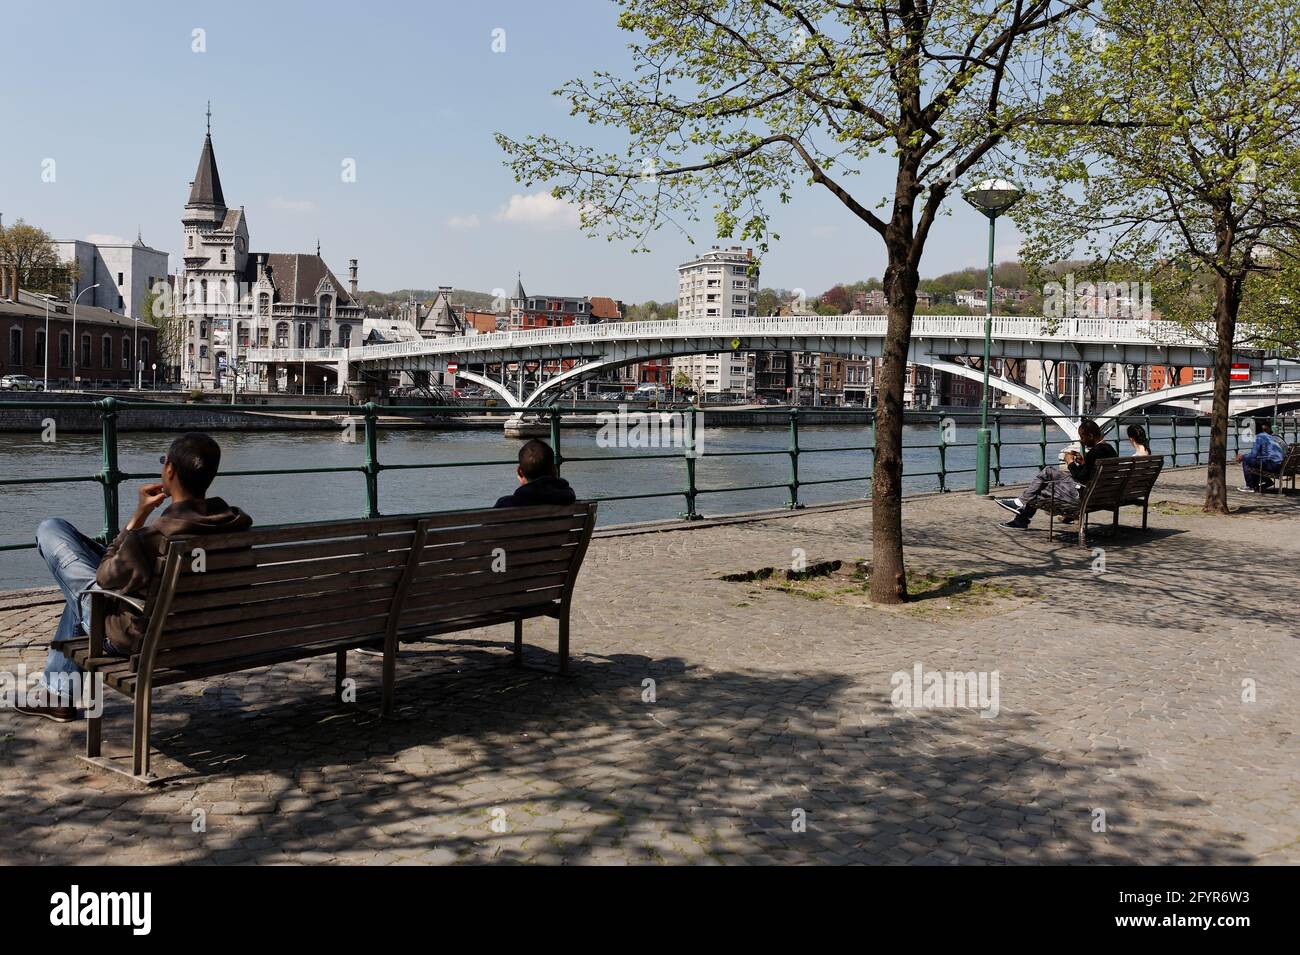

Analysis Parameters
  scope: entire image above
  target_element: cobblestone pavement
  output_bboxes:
[1,468,1295,865]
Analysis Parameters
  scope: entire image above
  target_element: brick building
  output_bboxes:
[1,287,158,389]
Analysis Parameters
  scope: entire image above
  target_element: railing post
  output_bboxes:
[99,397,121,541]
[1144,413,1153,462]
[1169,415,1178,467]
[787,406,803,509]
[549,407,562,475]
[1194,414,1202,463]
[992,412,1003,487]
[363,401,380,518]
[937,427,948,493]
[1038,416,1048,469]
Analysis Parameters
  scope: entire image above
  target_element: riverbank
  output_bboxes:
[1,466,1294,864]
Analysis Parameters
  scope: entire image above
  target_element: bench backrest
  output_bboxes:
[1079,456,1163,512]
[147,514,426,671]
[396,502,598,639]
[134,503,597,676]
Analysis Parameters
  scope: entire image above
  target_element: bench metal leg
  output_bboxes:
[134,690,152,779]
[558,613,570,676]
[513,619,523,667]
[85,670,102,759]
[381,644,396,719]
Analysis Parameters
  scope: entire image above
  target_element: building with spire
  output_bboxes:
[180,109,366,391]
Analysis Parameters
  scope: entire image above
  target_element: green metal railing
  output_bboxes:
[1,397,1293,554]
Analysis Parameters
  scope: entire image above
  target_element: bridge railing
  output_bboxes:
[241,314,1219,365]
[0,399,1284,556]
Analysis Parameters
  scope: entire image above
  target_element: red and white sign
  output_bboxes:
[1230,363,1251,382]
[446,362,459,375]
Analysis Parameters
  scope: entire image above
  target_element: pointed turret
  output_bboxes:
[513,272,527,301]
[187,132,226,210]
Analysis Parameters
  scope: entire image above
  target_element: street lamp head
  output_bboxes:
[963,178,1024,218]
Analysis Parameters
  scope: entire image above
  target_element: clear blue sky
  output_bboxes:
[0,0,1024,303]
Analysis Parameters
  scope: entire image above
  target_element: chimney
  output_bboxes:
[0,265,8,300]
[348,259,358,296]
[256,254,267,280]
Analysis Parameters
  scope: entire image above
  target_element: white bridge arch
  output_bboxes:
[243,314,1291,437]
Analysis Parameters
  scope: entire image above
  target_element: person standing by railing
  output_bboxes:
[1126,424,1151,456]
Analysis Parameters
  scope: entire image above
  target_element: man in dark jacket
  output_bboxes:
[494,439,576,508]
[18,432,252,722]
[994,418,1117,529]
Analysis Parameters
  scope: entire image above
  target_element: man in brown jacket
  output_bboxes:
[18,432,252,722]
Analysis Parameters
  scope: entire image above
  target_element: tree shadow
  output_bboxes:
[0,639,1255,865]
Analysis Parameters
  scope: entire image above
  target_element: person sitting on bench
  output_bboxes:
[494,439,576,508]
[17,432,252,723]
[995,418,1117,529]
[1235,419,1286,491]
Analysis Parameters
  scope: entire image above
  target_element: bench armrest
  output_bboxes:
[78,583,146,614]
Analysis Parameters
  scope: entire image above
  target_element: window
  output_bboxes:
[35,329,45,364]
[123,336,132,371]
[200,279,208,303]
[257,327,269,347]
[199,321,208,339]
[220,249,227,264]
[117,272,123,286]
[188,321,196,337]
[275,323,289,347]
[80,334,91,370]
[117,295,124,310]
[339,324,352,348]
[58,332,70,369]
[140,339,150,369]
[8,327,21,366]
[237,323,249,347]
[318,296,331,322]
[187,235,193,249]
[320,328,331,347]
[258,293,270,315]
[102,335,113,369]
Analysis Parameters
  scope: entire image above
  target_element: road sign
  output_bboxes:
[1231,363,1251,381]
[447,362,459,374]
[730,338,742,350]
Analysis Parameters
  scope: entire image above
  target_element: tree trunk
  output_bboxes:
[870,228,919,604]
[1204,268,1240,514]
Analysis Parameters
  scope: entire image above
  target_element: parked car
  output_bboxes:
[0,374,43,391]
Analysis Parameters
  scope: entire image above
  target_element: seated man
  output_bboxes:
[994,417,1117,529]
[494,439,576,508]
[1235,419,1286,491]
[18,432,252,722]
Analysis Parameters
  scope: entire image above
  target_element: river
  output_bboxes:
[0,419,1215,589]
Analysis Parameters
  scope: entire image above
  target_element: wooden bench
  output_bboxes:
[1244,443,1300,492]
[1040,456,1164,546]
[61,502,597,784]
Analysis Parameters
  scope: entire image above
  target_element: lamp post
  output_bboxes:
[962,179,1024,496]
[71,283,101,391]
[42,294,54,391]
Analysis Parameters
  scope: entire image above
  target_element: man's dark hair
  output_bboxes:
[166,432,222,495]
[1256,418,1274,434]
[517,439,556,481]
[1078,418,1104,444]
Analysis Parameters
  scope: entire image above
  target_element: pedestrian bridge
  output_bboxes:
[245,314,1294,436]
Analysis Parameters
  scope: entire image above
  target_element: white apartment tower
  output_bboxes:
[672,246,757,398]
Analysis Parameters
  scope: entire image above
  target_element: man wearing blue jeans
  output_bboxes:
[17,432,252,722]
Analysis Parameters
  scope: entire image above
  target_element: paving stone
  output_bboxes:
[0,468,1293,864]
